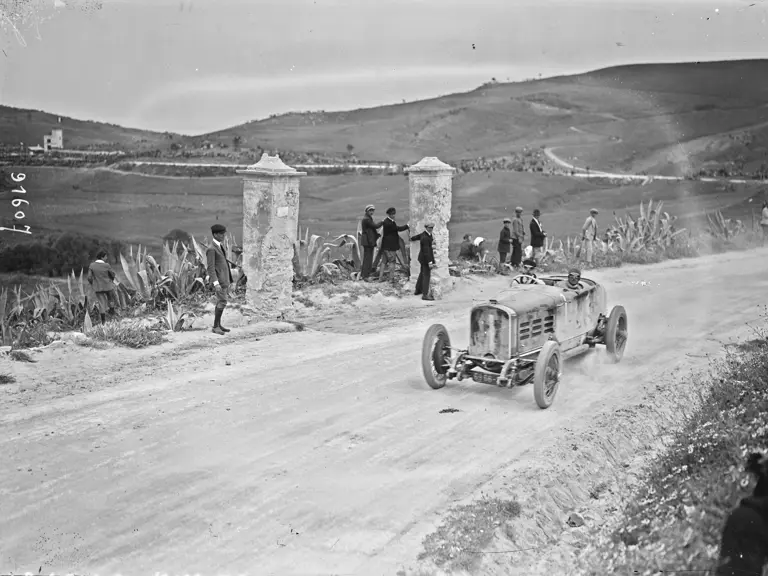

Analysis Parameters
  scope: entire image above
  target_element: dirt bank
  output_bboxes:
[1,249,766,575]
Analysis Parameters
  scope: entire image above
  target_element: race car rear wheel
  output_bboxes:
[605,305,628,363]
[422,324,452,390]
[533,341,562,409]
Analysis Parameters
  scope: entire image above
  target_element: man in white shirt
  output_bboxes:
[581,208,599,264]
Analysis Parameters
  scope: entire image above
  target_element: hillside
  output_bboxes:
[0,106,180,151]
[3,60,768,176]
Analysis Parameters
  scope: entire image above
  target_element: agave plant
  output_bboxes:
[120,244,164,303]
[159,240,206,301]
[707,209,744,240]
[51,270,90,327]
[607,199,687,253]
[0,288,14,346]
[293,227,341,281]
[161,302,197,332]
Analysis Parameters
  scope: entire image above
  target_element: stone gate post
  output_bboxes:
[405,156,455,299]
[237,153,306,319]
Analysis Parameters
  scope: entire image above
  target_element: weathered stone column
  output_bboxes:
[405,156,455,299]
[237,153,306,320]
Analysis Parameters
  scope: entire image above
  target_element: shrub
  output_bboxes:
[84,320,166,348]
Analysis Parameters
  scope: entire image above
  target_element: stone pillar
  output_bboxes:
[236,153,306,320]
[405,156,455,299]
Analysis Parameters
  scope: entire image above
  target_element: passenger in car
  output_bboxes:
[558,268,582,291]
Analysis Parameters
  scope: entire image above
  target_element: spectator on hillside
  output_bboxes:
[410,223,436,301]
[530,209,546,263]
[498,218,513,272]
[581,208,599,264]
[511,207,526,269]
[87,248,119,325]
[359,204,383,280]
[761,200,768,246]
[207,223,234,335]
[379,207,409,282]
[459,234,474,260]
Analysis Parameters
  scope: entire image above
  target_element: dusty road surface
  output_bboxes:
[2,248,767,575]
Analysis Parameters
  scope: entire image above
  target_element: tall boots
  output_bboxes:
[212,307,230,335]
[100,313,106,324]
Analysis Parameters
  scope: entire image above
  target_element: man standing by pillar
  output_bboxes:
[498,217,513,273]
[359,204,383,280]
[581,208,599,265]
[379,207,409,282]
[511,206,526,269]
[207,223,233,335]
[530,208,546,263]
[410,222,435,301]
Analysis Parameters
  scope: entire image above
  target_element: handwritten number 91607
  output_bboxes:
[1,172,31,235]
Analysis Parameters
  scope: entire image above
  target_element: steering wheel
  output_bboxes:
[510,274,546,286]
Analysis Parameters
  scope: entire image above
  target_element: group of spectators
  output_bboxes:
[458,207,601,271]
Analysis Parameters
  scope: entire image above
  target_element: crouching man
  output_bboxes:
[207,223,234,335]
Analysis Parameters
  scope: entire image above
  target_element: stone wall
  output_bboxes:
[237,154,305,320]
[405,157,455,299]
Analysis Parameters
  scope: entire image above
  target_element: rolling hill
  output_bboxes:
[3,59,768,177]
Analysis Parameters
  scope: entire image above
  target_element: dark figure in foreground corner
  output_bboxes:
[87,248,119,325]
[207,223,234,335]
[360,204,383,280]
[716,452,768,576]
[410,222,436,301]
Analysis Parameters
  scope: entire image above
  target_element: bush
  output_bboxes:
[84,320,167,349]
[575,319,768,575]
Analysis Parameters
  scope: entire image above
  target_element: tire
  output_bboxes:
[422,324,452,390]
[533,341,562,409]
[605,305,628,363]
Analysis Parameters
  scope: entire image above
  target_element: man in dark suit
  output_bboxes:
[359,204,383,280]
[410,222,436,301]
[87,248,120,324]
[207,223,234,335]
[498,218,513,272]
[379,207,410,282]
[530,208,546,263]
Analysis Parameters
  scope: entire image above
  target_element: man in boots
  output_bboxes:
[498,218,513,273]
[359,204,383,280]
[530,208,546,263]
[207,223,233,335]
[511,206,526,269]
[87,248,119,324]
[410,222,436,301]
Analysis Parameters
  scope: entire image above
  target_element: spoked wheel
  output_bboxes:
[533,341,562,409]
[421,324,452,389]
[605,305,628,363]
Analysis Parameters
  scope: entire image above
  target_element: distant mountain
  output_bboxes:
[4,59,768,175]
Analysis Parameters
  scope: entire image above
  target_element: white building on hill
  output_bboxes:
[43,129,63,151]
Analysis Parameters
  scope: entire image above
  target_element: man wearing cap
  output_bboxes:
[581,208,599,264]
[207,223,234,335]
[558,267,583,292]
[379,207,410,282]
[530,209,546,263]
[410,222,436,301]
[498,218,513,272]
[359,205,383,280]
[511,207,526,269]
[514,258,540,284]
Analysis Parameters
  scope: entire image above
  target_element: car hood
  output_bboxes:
[487,285,569,314]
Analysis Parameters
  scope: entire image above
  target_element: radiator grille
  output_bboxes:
[519,315,554,341]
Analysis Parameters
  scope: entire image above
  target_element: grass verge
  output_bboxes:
[81,320,167,349]
[572,320,768,576]
[417,496,522,573]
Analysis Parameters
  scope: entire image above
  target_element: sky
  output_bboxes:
[0,0,766,135]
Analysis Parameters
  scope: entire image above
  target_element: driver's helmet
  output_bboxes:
[521,258,537,275]
[567,267,581,287]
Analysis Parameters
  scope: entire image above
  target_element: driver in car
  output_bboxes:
[516,258,540,284]
[558,267,582,291]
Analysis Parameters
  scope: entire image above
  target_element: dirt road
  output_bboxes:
[2,249,766,576]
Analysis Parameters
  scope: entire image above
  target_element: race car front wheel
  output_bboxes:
[605,305,628,363]
[422,324,452,389]
[533,341,562,409]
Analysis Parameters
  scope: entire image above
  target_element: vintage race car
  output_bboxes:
[420,273,628,409]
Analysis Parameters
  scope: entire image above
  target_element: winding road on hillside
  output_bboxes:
[1,248,766,575]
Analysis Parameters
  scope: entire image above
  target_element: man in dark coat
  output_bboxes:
[530,208,546,263]
[498,218,513,272]
[459,234,474,260]
[359,204,383,280]
[207,223,234,335]
[410,222,436,301]
[87,248,119,324]
[379,207,409,282]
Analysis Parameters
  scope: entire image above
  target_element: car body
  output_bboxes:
[420,273,628,408]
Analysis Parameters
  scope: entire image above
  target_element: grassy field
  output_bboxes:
[1,165,763,258]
